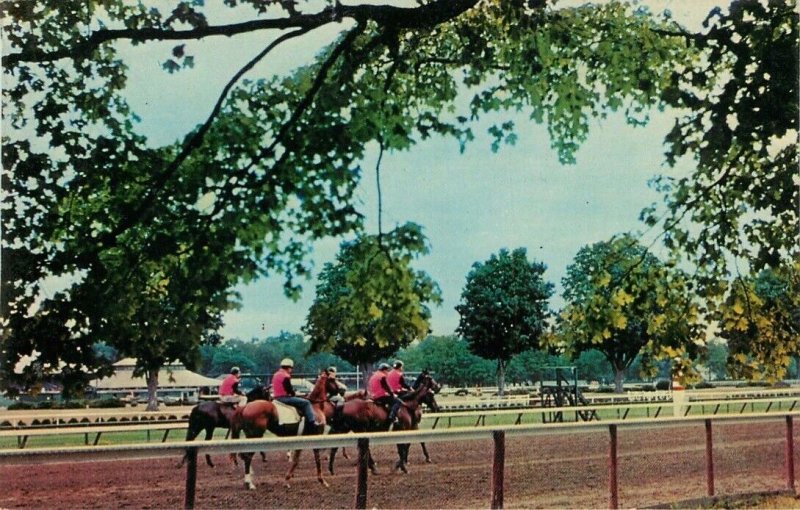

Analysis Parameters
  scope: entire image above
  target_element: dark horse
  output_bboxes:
[179,385,270,468]
[326,373,438,475]
[229,371,340,489]
[394,372,441,473]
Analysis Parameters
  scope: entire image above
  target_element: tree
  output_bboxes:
[573,349,614,385]
[643,1,798,290]
[704,339,730,381]
[456,248,553,395]
[397,335,495,387]
[556,234,704,393]
[717,259,800,382]
[303,223,441,383]
[4,0,792,395]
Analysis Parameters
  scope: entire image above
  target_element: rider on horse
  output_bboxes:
[387,360,411,423]
[219,366,245,406]
[368,363,402,423]
[272,358,322,427]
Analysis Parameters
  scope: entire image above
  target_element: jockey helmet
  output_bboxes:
[393,360,403,368]
[231,366,240,374]
[280,358,294,368]
[378,363,390,371]
[327,366,337,374]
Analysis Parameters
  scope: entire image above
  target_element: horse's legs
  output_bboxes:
[421,442,432,463]
[284,449,302,487]
[342,446,349,459]
[241,451,256,490]
[203,427,215,467]
[367,448,378,475]
[312,449,329,487]
[394,443,409,474]
[328,447,338,475]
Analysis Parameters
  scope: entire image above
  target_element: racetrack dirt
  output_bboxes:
[1,420,797,509]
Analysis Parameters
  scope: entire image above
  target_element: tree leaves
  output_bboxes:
[556,234,703,392]
[303,223,441,370]
[455,247,553,393]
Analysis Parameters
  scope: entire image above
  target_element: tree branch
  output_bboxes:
[96,27,310,252]
[3,0,479,68]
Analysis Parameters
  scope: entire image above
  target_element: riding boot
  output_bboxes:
[388,401,401,423]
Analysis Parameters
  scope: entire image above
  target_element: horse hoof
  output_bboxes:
[245,483,256,491]
[284,482,291,489]
[425,459,432,464]
[320,479,330,488]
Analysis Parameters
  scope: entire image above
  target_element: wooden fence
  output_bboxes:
[0,412,796,509]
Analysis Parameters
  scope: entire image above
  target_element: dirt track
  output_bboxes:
[1,421,797,509]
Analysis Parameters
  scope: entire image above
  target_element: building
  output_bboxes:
[91,358,221,404]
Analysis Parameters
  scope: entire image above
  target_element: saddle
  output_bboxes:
[273,401,301,425]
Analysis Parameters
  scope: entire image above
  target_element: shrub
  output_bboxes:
[7,401,34,410]
[88,398,125,408]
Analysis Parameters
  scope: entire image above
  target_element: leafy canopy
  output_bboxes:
[456,248,554,380]
[556,234,704,391]
[303,223,441,368]
[717,259,800,382]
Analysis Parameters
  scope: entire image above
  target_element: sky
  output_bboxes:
[117,0,726,341]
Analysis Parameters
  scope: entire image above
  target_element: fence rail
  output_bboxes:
[1,411,796,509]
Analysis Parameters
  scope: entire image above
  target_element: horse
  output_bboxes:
[179,385,270,468]
[326,373,438,475]
[394,372,441,472]
[229,371,340,489]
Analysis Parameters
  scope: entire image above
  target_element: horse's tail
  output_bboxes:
[185,406,201,441]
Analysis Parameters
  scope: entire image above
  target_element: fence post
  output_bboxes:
[184,447,198,510]
[705,419,714,496]
[355,438,369,509]
[608,424,618,509]
[491,430,505,509]
[787,416,795,492]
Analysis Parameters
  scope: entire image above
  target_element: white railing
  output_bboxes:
[1,411,796,510]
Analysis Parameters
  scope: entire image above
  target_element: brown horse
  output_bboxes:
[326,374,437,475]
[393,373,440,473]
[179,385,270,468]
[229,371,339,489]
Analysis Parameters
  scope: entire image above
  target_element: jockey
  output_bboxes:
[219,366,245,406]
[387,360,411,423]
[326,366,345,401]
[271,358,321,427]
[368,363,401,423]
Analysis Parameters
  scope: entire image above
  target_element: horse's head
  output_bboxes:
[308,370,340,402]
[416,374,441,412]
[246,385,271,402]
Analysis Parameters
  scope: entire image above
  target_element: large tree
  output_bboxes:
[456,247,553,395]
[557,234,704,393]
[717,259,800,382]
[303,223,441,384]
[3,0,793,393]
[642,1,797,290]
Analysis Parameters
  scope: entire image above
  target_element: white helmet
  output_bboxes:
[280,358,294,368]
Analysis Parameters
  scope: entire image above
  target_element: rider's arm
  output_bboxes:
[400,376,411,391]
[380,377,394,397]
[233,381,244,396]
[283,377,296,396]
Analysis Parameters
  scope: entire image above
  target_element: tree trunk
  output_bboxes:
[359,362,374,391]
[496,360,506,397]
[146,369,160,411]
[613,369,625,394]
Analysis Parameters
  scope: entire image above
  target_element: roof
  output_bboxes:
[91,359,221,390]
